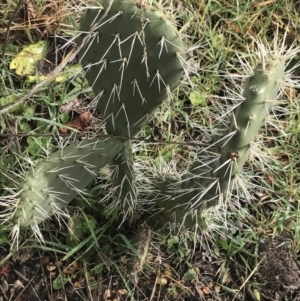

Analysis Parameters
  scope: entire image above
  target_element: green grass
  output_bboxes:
[0,0,300,300]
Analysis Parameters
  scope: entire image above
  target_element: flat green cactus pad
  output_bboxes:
[13,137,123,227]
[77,0,185,137]
[154,57,287,229]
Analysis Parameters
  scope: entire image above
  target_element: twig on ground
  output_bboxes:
[1,0,23,60]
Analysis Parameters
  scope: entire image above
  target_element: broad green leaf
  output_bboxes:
[10,40,47,76]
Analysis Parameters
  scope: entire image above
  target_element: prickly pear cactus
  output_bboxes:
[0,1,187,245]
[76,0,185,138]
[155,56,286,229]
[11,137,123,230]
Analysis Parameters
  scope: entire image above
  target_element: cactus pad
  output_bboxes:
[13,137,123,228]
[154,57,286,228]
[76,0,185,137]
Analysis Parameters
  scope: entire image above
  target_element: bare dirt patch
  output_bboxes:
[259,235,300,301]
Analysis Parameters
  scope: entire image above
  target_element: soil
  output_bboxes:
[258,235,300,301]
[0,234,299,301]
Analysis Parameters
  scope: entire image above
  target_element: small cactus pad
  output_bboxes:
[77,0,185,137]
[13,137,123,227]
[154,57,286,228]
